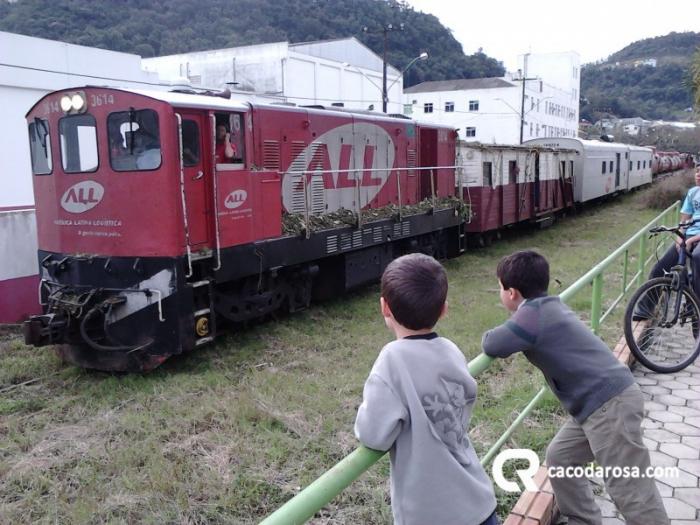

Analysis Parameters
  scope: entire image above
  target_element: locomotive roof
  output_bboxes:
[28,86,445,128]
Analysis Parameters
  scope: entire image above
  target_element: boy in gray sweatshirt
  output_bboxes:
[355,253,499,525]
[482,250,669,525]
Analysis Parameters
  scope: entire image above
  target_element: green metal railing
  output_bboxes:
[260,201,681,525]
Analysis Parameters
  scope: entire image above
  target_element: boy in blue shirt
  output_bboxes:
[355,253,499,525]
[647,166,700,293]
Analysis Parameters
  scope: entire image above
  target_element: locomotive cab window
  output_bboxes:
[107,109,161,172]
[59,114,98,173]
[28,118,52,175]
[214,112,246,169]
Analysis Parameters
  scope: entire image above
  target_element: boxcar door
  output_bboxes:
[177,112,210,247]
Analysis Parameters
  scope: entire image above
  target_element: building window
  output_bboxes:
[483,161,493,187]
[445,102,454,112]
[465,127,476,137]
[602,161,606,174]
[539,80,543,92]
[530,123,533,136]
[609,160,613,172]
[468,100,479,111]
[637,161,641,170]
[404,104,413,115]
[424,103,433,113]
[629,161,633,170]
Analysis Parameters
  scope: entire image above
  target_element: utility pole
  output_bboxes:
[364,23,404,113]
[514,67,538,144]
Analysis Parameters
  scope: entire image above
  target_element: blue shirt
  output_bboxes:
[681,186,700,236]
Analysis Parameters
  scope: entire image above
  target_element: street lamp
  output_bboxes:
[387,51,429,94]
[342,52,428,113]
[363,23,409,113]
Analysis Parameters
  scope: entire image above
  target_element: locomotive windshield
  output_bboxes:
[108,109,161,171]
[59,114,98,173]
[28,118,52,175]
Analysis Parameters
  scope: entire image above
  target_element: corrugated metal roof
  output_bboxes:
[404,77,515,93]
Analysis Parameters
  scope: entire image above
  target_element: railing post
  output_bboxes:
[590,273,603,334]
[621,249,629,294]
[637,234,647,287]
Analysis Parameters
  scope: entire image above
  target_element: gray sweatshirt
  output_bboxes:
[482,296,634,423]
[354,334,497,525]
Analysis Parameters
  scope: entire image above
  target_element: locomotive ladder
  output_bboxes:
[189,277,216,347]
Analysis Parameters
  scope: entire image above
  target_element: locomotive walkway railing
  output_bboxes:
[260,201,681,525]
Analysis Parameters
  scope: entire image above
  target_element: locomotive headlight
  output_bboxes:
[60,92,87,114]
[60,95,73,112]
[71,94,85,111]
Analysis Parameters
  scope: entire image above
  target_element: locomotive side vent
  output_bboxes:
[288,141,308,214]
[402,221,410,236]
[407,149,416,169]
[263,140,280,171]
[373,226,383,243]
[309,143,328,215]
[326,235,338,254]
[393,223,402,237]
[352,231,362,248]
[340,232,352,251]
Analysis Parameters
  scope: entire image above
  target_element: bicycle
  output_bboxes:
[623,219,700,373]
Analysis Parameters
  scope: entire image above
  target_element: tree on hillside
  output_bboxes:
[0,0,504,87]
[692,48,700,109]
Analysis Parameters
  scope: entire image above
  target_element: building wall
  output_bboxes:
[143,39,404,113]
[403,51,581,145]
[518,51,580,141]
[404,86,521,143]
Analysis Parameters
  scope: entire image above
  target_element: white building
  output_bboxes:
[142,37,404,114]
[403,51,580,144]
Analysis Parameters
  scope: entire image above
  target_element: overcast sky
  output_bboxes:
[406,0,699,71]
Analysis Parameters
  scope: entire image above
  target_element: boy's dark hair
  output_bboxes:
[497,250,549,298]
[381,253,448,330]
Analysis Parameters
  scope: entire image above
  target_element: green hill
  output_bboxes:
[0,0,504,87]
[581,31,700,122]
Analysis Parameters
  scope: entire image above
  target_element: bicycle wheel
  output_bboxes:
[624,277,700,373]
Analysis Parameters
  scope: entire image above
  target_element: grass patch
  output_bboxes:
[0,186,674,523]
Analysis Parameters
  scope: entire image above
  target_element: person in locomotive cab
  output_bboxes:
[215,123,237,163]
[354,253,499,525]
[482,250,669,525]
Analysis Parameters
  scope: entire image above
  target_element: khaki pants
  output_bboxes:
[545,383,669,525]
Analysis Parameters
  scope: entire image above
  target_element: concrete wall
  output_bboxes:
[0,209,40,323]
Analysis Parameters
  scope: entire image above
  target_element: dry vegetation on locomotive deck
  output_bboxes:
[0,182,683,524]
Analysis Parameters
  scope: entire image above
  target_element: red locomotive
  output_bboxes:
[23,87,463,371]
